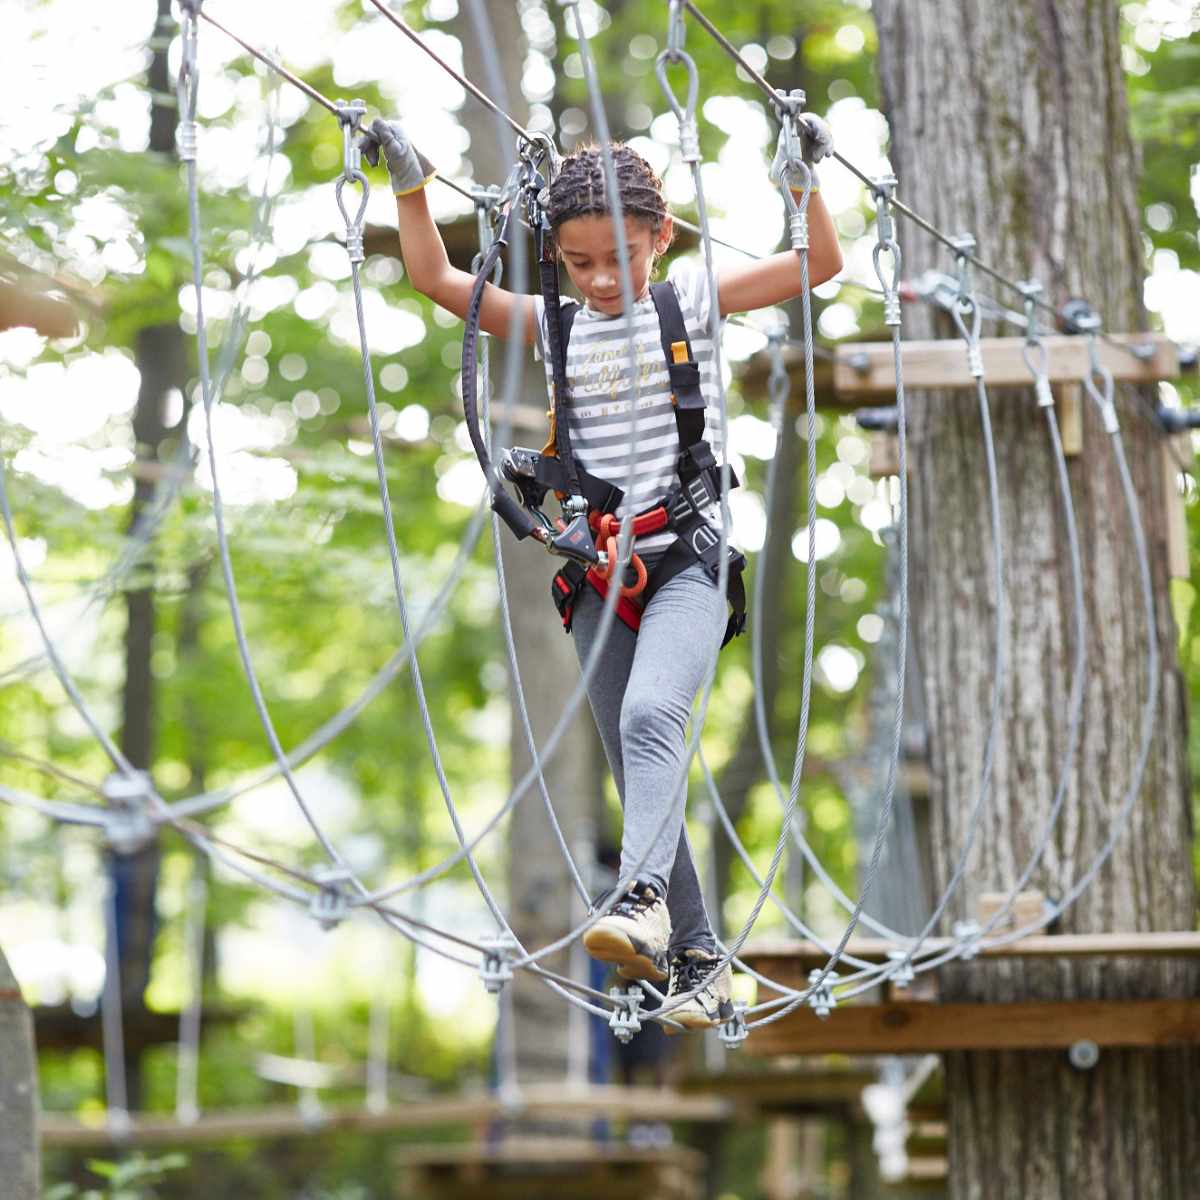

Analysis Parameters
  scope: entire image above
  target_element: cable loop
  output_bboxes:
[950,237,985,376]
[654,48,701,162]
[1083,329,1119,432]
[175,3,200,162]
[334,173,370,264]
[1018,280,1053,404]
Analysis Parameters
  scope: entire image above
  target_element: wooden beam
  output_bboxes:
[397,1139,705,1200]
[745,929,1200,980]
[680,1065,874,1118]
[833,333,1178,397]
[1163,436,1191,580]
[746,999,1200,1056]
[38,1085,730,1148]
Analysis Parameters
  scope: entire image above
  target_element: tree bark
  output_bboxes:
[0,947,39,1199]
[872,2,1198,1195]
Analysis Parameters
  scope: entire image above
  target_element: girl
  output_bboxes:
[362,117,842,1029]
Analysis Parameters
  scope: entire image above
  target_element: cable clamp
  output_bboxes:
[788,210,809,252]
[101,771,157,855]
[1035,376,1055,409]
[310,865,354,930]
[176,118,197,163]
[883,291,902,328]
[718,1001,748,1049]
[679,116,701,164]
[885,949,915,988]
[966,343,984,379]
[607,987,643,1043]
[479,933,517,994]
[952,919,982,959]
[807,969,836,1020]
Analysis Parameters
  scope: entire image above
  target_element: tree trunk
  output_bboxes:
[109,0,191,1110]
[872,2,1198,1195]
[456,3,607,1091]
[0,946,39,1199]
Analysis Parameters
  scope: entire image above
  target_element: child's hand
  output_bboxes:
[357,118,438,196]
[769,95,834,190]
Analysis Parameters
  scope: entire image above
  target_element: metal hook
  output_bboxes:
[869,176,903,328]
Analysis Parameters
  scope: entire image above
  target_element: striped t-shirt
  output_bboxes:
[532,258,729,557]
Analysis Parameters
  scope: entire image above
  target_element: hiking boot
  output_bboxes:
[582,883,670,982]
[664,947,734,1033]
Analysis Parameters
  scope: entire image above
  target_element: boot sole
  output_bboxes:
[583,926,668,983]
[664,998,735,1036]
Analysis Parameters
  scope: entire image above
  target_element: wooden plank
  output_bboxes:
[746,999,1200,1056]
[1164,438,1191,580]
[745,929,1200,982]
[833,334,1178,397]
[1056,383,1083,456]
[38,1086,729,1148]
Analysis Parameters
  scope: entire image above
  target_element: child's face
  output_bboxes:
[556,213,674,315]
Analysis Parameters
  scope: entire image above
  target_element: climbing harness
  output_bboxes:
[458,149,748,648]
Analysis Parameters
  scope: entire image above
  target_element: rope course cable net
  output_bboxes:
[0,0,1172,1119]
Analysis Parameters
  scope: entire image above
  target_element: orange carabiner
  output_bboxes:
[619,551,648,600]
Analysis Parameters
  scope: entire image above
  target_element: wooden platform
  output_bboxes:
[395,1138,705,1200]
[38,1084,729,1148]
[739,330,1185,408]
[744,998,1200,1057]
[741,932,1200,1056]
[745,930,1200,987]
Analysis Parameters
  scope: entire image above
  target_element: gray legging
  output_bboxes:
[570,559,725,954]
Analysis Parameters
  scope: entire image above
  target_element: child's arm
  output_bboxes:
[363,119,536,344]
[716,109,844,316]
[716,189,843,316]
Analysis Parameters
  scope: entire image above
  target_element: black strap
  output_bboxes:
[641,540,747,649]
[460,204,538,542]
[538,227,583,498]
[648,282,707,464]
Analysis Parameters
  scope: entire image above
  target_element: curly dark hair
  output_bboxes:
[545,142,670,237]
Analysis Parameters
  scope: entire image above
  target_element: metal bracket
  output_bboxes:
[807,969,836,1020]
[101,772,157,856]
[718,1001,748,1049]
[886,949,915,988]
[309,865,354,931]
[608,987,644,1043]
[953,919,982,960]
[479,933,517,994]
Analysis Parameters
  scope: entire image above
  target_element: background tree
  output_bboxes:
[873,1,1198,1194]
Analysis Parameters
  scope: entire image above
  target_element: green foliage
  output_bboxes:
[47,1153,187,1200]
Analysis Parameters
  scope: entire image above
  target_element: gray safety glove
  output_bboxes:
[769,95,833,191]
[358,117,437,196]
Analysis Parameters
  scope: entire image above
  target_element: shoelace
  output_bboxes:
[669,955,718,997]
[610,888,657,919]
